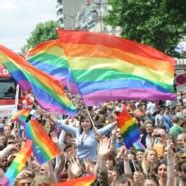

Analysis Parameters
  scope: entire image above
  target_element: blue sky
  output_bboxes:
[0,0,56,52]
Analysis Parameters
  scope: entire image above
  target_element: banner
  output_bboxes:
[0,105,17,118]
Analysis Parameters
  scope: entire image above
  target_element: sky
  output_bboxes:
[0,0,56,52]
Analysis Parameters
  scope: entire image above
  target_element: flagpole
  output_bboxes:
[85,106,98,133]
[129,150,137,172]
[15,84,19,111]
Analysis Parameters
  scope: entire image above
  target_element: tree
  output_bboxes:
[21,20,59,52]
[105,0,185,56]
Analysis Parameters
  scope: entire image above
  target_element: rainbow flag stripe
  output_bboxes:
[57,29,176,105]
[27,39,79,93]
[24,119,61,164]
[51,175,96,186]
[116,110,140,148]
[11,108,30,121]
[5,140,32,186]
[0,45,77,116]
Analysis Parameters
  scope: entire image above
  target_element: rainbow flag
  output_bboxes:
[51,175,96,186]
[57,29,176,105]
[116,110,140,148]
[0,45,77,116]
[24,119,61,164]
[133,140,146,151]
[1,58,31,90]
[5,140,32,186]
[27,39,79,93]
[11,108,30,121]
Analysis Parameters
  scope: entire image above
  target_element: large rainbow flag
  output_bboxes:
[27,39,79,93]
[5,140,32,186]
[116,110,140,148]
[51,175,96,186]
[57,29,176,105]
[0,45,77,116]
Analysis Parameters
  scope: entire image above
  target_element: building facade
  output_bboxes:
[56,0,85,29]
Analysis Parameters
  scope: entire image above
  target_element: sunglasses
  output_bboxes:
[7,141,14,144]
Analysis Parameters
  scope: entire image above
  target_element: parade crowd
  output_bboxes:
[0,91,185,186]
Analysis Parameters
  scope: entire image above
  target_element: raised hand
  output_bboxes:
[68,157,83,178]
[97,137,112,157]
[83,158,95,174]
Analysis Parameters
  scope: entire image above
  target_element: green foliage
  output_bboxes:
[21,20,59,52]
[105,0,186,56]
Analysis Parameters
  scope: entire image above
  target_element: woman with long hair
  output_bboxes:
[50,113,116,162]
[141,148,157,174]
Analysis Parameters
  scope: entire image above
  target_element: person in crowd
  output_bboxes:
[0,88,184,185]
[141,121,154,148]
[141,148,157,174]
[169,116,183,142]
[162,107,172,131]
[49,113,116,162]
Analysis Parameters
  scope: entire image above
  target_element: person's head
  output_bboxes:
[157,160,167,179]
[114,174,131,186]
[0,134,6,149]
[142,149,157,175]
[177,133,185,149]
[39,163,49,175]
[136,150,145,163]
[164,107,170,114]
[6,135,15,145]
[64,143,76,159]
[144,174,159,186]
[156,129,167,143]
[180,161,186,181]
[145,149,157,164]
[172,115,179,124]
[1,157,8,172]
[145,121,154,135]
[79,114,92,133]
[14,170,34,186]
[4,125,11,136]
[105,152,116,171]
[31,174,52,185]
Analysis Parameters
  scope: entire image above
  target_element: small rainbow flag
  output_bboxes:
[5,140,32,186]
[133,140,146,151]
[51,175,96,186]
[116,110,140,148]
[27,39,79,94]
[0,45,77,116]
[24,119,61,164]
[57,29,176,105]
[11,108,30,121]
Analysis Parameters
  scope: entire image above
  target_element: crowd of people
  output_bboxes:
[0,90,185,186]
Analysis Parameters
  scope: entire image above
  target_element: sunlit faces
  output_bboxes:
[158,163,167,178]
[146,150,157,164]
[116,128,122,138]
[136,150,144,163]
[145,123,154,134]
[177,134,184,148]
[80,119,92,130]
[4,125,11,136]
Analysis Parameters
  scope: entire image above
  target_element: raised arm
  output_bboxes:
[166,139,174,186]
[98,121,117,136]
[49,114,77,136]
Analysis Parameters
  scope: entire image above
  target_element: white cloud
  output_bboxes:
[0,0,57,51]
